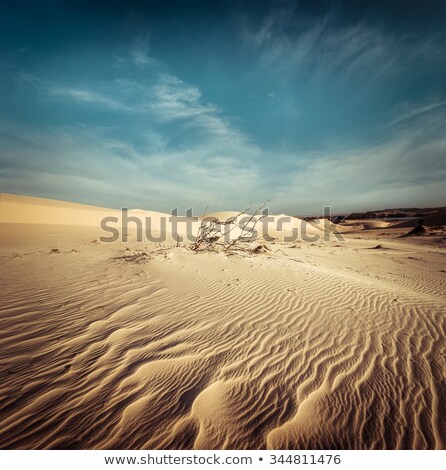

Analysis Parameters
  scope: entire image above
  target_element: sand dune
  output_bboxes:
[257,215,325,242]
[0,193,121,226]
[1,195,326,242]
[308,218,344,232]
[182,209,329,243]
[1,195,445,449]
[204,211,244,221]
[0,194,197,237]
[394,210,446,228]
[340,219,396,230]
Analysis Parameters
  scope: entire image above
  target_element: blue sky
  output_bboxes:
[1,0,445,214]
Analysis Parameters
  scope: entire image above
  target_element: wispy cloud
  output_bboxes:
[49,87,129,110]
[389,98,446,127]
[272,120,446,213]
[240,7,441,84]
[129,34,157,68]
[1,41,262,211]
[2,11,446,214]
[149,74,214,120]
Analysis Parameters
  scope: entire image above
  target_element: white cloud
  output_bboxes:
[3,30,446,214]
[49,87,130,110]
[148,73,214,120]
[389,98,446,127]
[272,127,446,214]
[129,34,158,68]
[241,9,439,84]
[3,46,263,211]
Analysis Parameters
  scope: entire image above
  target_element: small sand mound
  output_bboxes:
[113,250,153,264]
[401,223,428,237]
[249,242,270,253]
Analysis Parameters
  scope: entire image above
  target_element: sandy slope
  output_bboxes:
[0,193,121,226]
[394,210,446,228]
[339,219,396,230]
[0,195,445,449]
[0,193,189,237]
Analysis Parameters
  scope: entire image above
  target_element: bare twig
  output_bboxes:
[190,201,271,255]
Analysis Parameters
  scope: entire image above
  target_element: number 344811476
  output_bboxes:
[269,454,341,465]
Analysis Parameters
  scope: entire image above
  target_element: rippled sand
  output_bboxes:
[1,199,445,450]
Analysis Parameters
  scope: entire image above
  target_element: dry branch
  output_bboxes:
[190,201,270,254]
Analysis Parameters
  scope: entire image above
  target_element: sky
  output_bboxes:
[0,0,445,215]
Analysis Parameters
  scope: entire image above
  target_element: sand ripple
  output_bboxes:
[1,242,445,449]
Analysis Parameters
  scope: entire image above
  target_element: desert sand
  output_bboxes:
[0,193,445,449]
